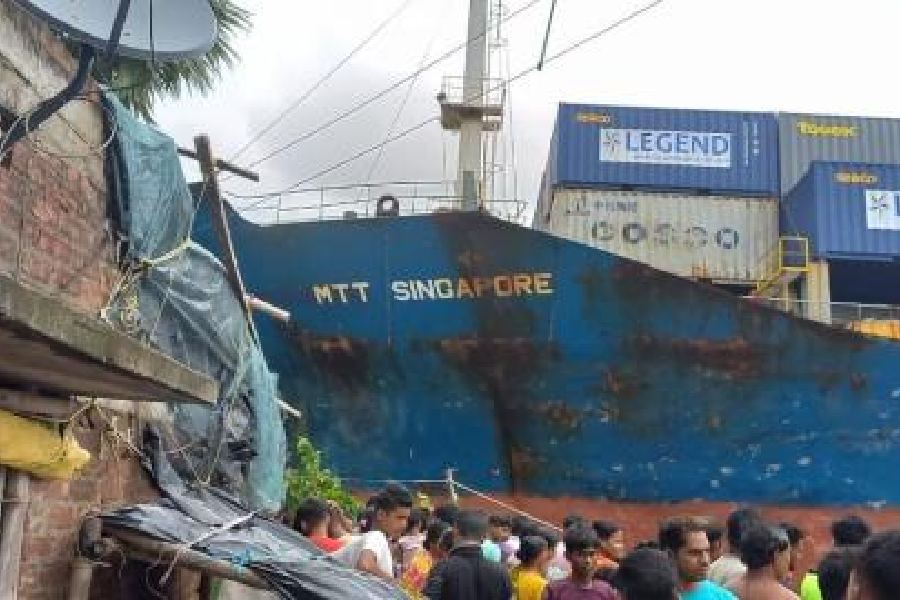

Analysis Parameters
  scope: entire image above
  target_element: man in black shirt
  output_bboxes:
[424,509,511,600]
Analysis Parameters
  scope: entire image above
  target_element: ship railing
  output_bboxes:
[438,76,506,111]
[744,296,900,339]
[438,76,506,131]
[230,180,528,225]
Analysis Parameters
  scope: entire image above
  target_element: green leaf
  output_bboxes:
[284,436,361,518]
[87,0,253,120]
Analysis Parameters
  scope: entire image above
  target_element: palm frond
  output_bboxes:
[102,0,253,120]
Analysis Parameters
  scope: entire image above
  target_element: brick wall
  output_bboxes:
[0,0,117,315]
[0,2,153,599]
[0,144,118,313]
[17,417,159,600]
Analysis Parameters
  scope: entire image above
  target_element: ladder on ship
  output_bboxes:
[753,236,810,297]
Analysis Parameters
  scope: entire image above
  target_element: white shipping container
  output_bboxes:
[544,189,779,282]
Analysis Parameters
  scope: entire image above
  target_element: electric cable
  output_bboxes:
[232,0,545,174]
[362,0,451,186]
[229,0,666,207]
[225,0,417,165]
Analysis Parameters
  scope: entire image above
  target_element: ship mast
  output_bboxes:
[439,0,504,211]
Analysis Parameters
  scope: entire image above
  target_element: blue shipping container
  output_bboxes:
[781,161,900,260]
[544,104,780,197]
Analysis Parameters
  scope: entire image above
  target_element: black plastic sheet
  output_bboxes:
[101,435,406,600]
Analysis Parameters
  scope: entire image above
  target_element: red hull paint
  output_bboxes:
[452,495,900,579]
[457,496,896,543]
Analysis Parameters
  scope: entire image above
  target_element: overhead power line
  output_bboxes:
[229,0,666,207]
[364,0,451,185]
[225,0,416,164]
[235,0,545,173]
[537,0,558,70]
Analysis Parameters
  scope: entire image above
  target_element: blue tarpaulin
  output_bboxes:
[103,93,285,512]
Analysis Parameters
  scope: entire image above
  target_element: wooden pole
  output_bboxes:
[0,467,6,532]
[0,466,6,578]
[172,568,202,600]
[0,469,30,600]
[176,147,259,182]
[66,557,95,600]
[103,529,271,590]
[446,468,458,505]
[66,515,105,600]
[193,134,257,342]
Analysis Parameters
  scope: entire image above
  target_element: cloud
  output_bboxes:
[155,0,900,223]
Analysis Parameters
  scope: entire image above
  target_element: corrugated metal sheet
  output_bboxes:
[782,161,900,259]
[779,113,900,195]
[546,189,778,282]
[533,171,550,227]
[545,104,779,196]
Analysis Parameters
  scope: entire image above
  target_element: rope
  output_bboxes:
[452,481,563,532]
[136,238,192,270]
[337,476,564,532]
[0,95,119,161]
[93,404,147,460]
[0,111,31,162]
[24,96,119,159]
[158,511,258,585]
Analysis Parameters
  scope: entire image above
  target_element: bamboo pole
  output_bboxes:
[0,465,6,592]
[0,467,6,531]
[102,529,271,590]
[0,469,30,600]
[66,516,104,600]
[66,557,95,600]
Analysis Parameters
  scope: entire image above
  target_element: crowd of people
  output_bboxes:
[289,484,900,600]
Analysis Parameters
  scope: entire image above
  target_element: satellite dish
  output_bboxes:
[10,0,218,61]
[1,0,218,153]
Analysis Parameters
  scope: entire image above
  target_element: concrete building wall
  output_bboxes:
[0,3,154,599]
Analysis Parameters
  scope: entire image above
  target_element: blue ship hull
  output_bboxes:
[195,210,900,506]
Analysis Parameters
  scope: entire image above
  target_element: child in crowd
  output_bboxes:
[545,525,618,600]
[511,535,551,600]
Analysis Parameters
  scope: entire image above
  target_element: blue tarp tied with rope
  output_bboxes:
[103,93,286,513]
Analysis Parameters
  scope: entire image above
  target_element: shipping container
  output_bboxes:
[781,161,900,260]
[829,259,900,305]
[544,188,778,282]
[779,113,900,195]
[541,104,779,199]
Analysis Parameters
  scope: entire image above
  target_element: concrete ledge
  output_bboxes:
[0,274,217,404]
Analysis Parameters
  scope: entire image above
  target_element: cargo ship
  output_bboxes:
[197,202,900,506]
[195,0,900,527]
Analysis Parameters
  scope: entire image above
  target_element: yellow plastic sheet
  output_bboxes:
[0,409,91,479]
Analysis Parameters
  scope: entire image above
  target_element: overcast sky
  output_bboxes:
[155,0,900,224]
